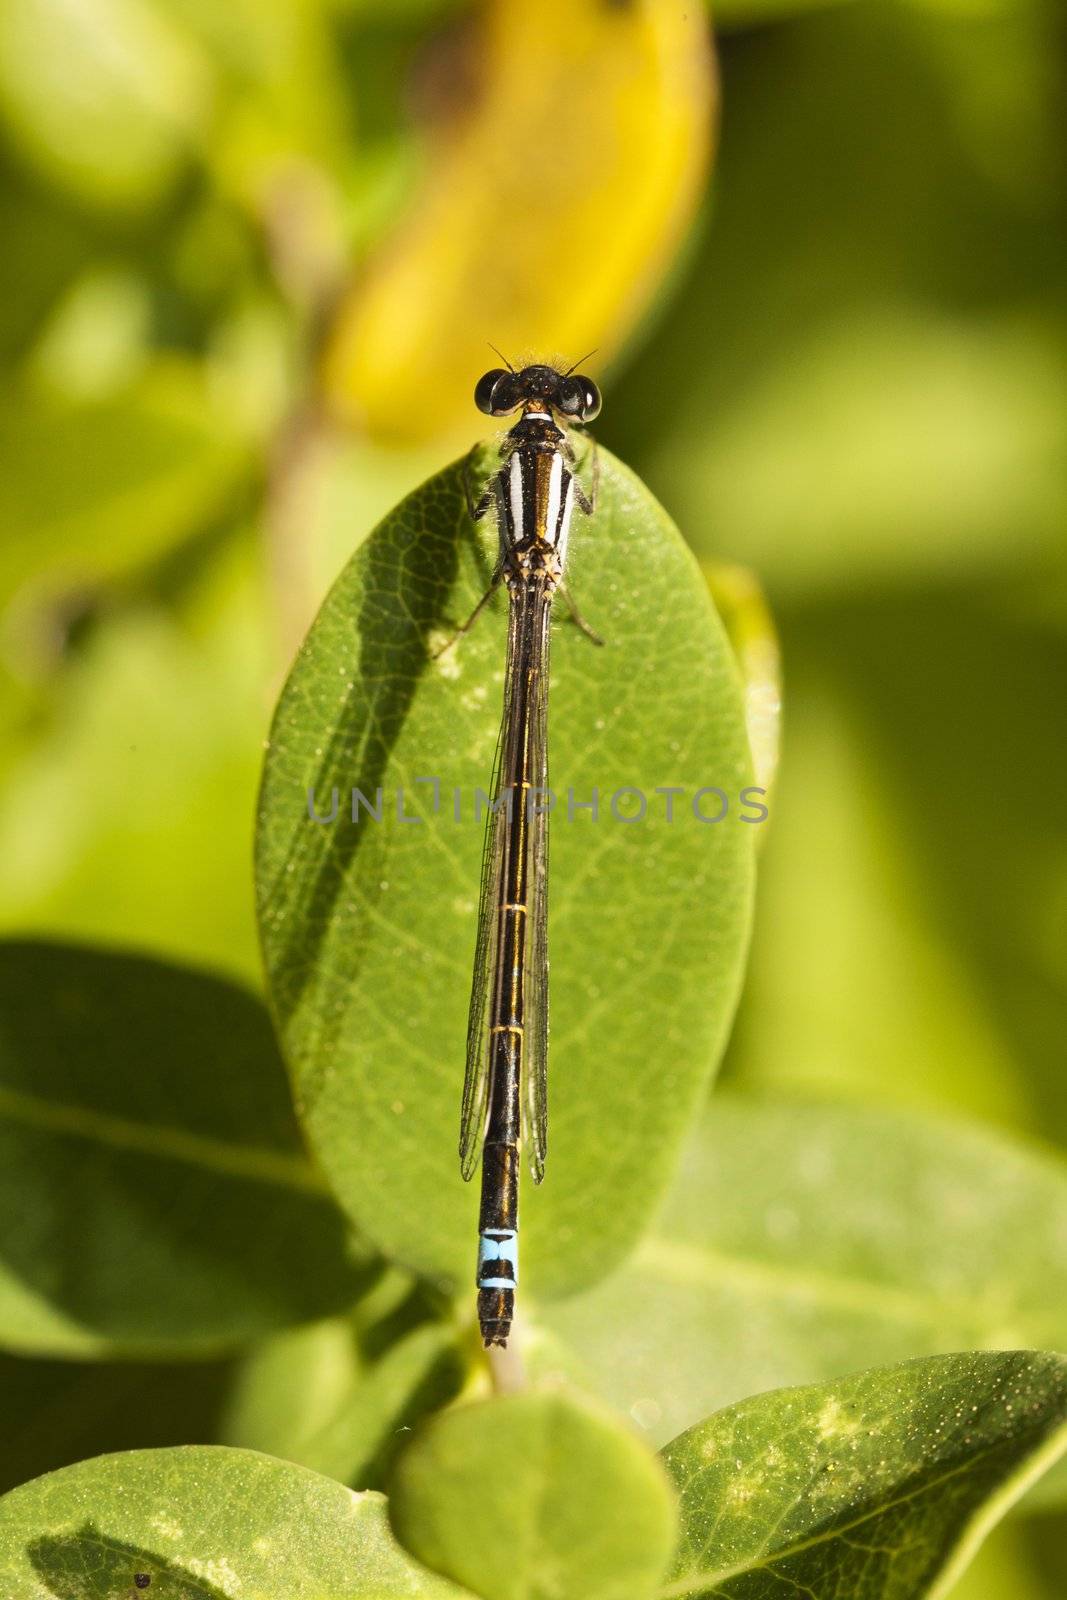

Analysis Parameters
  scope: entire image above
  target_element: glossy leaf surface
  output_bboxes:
[257,448,755,1299]
[0,1446,462,1598]
[0,940,368,1356]
[222,1313,463,1489]
[661,1352,1067,1600]
[390,1390,677,1600]
[546,1095,1067,1510]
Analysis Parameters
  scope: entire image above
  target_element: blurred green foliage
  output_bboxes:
[1,0,1065,1591]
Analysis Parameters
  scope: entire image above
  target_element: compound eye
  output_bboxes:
[558,375,601,421]
[557,377,584,416]
[474,368,507,414]
[575,376,601,421]
[474,368,521,415]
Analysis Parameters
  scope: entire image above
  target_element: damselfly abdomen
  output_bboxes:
[452,359,601,1348]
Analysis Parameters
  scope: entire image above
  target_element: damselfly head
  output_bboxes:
[474,363,601,423]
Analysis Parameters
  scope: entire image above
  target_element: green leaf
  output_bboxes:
[222,1312,464,1488]
[0,539,267,984]
[299,1323,462,1487]
[545,1097,1067,1498]
[0,368,250,622]
[389,1390,677,1600]
[0,1445,462,1598]
[0,1348,233,1498]
[256,448,755,1299]
[660,1351,1067,1600]
[220,1315,362,1461]
[0,939,371,1357]
[0,0,209,210]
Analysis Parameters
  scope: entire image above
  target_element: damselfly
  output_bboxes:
[450,358,602,1348]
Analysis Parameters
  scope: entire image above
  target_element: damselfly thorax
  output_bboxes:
[447,359,601,1350]
[497,413,577,581]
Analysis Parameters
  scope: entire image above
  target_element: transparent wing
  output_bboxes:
[522,599,552,1185]
[458,601,520,1180]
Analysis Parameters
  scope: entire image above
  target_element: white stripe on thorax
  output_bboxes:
[508,450,524,545]
[544,452,563,546]
[556,476,575,570]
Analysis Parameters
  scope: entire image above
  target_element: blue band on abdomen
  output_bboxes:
[478,1229,518,1288]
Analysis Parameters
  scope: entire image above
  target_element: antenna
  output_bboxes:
[563,348,599,376]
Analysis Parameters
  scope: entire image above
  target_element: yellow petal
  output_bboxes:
[323,0,715,443]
